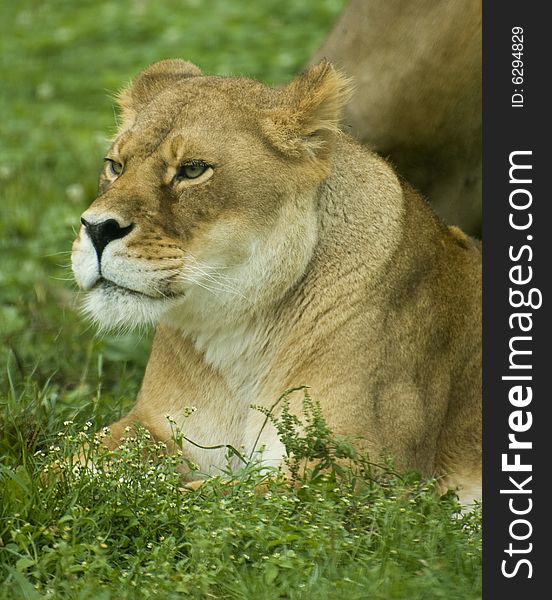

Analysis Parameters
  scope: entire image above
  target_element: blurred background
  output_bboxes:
[0,0,347,442]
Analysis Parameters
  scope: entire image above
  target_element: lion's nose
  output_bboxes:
[80,217,134,261]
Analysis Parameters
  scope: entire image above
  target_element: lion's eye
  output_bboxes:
[105,158,123,177]
[174,160,210,181]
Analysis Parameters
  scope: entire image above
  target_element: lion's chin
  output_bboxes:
[81,281,178,332]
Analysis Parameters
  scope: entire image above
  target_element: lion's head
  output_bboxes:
[71,59,351,331]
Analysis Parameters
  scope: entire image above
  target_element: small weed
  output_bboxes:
[0,400,481,599]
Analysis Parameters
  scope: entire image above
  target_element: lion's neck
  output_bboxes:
[314,137,406,280]
[194,313,277,392]
[162,280,285,398]
[160,302,280,406]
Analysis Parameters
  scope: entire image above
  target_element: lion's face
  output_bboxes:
[71,60,350,330]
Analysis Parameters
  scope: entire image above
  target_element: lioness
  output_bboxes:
[71,59,482,504]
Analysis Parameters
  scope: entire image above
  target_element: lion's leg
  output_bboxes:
[61,413,144,475]
[100,412,143,450]
[435,431,482,508]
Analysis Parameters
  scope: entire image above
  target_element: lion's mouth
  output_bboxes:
[81,275,181,331]
[92,277,166,300]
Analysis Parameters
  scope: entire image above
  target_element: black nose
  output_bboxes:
[81,217,134,261]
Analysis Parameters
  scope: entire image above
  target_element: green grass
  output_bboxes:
[1,1,481,598]
[1,393,481,600]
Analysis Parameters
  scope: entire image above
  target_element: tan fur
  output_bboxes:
[309,0,482,235]
[71,60,481,504]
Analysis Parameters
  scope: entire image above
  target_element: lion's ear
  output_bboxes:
[117,59,202,124]
[263,60,353,162]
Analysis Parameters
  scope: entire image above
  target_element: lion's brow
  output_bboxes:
[115,127,174,162]
[112,132,131,157]
[165,135,194,162]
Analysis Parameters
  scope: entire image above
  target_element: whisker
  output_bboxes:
[43,250,72,258]
[188,266,241,284]
[184,263,243,291]
[181,257,250,301]
[182,278,226,301]
[49,276,77,282]
[181,270,247,300]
